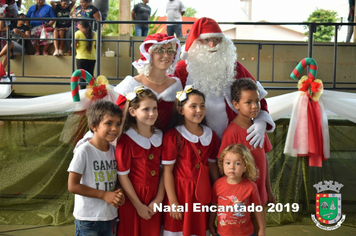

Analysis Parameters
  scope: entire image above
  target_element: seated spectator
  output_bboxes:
[5,0,19,18]
[0,13,30,68]
[50,0,76,56]
[26,0,55,55]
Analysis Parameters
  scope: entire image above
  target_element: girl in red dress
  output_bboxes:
[116,87,164,236]
[162,86,220,236]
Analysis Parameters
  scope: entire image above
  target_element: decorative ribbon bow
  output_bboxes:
[176,85,194,101]
[126,86,144,101]
[85,75,110,101]
[291,57,323,101]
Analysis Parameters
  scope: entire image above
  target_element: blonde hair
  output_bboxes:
[218,144,259,181]
[137,42,177,76]
[121,89,158,134]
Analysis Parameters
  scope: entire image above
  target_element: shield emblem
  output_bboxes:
[316,193,342,224]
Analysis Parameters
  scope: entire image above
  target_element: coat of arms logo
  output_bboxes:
[311,180,346,230]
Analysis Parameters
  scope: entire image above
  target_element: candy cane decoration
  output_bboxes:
[290,57,318,81]
[71,69,95,102]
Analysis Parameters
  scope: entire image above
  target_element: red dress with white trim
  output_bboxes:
[162,125,219,236]
[115,128,163,236]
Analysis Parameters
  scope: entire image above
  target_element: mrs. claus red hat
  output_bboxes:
[181,17,224,60]
[132,33,181,70]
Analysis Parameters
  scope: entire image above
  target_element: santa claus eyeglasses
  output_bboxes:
[198,37,222,45]
[154,48,175,55]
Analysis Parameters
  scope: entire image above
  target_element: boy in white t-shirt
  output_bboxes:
[68,100,125,236]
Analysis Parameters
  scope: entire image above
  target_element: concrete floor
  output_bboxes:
[1,224,356,236]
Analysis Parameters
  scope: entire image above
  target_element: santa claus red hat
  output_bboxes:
[181,17,225,60]
[132,33,181,70]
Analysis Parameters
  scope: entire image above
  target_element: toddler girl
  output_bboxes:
[209,144,265,236]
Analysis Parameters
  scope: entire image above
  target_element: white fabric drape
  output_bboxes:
[0,85,119,116]
[0,88,355,123]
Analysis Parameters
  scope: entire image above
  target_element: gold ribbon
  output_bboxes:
[85,75,109,101]
[125,86,145,101]
[298,75,323,102]
[176,85,194,101]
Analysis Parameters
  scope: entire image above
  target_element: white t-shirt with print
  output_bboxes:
[68,142,118,221]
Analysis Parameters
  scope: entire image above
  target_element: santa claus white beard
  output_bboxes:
[185,40,237,97]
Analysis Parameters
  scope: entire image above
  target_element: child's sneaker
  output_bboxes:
[58,50,63,56]
[53,50,59,56]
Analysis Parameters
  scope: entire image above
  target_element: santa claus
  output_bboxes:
[174,17,275,147]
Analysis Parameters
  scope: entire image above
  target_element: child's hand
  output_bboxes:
[102,190,123,208]
[169,202,183,220]
[114,188,125,207]
[148,198,161,216]
[136,203,154,220]
[12,28,20,34]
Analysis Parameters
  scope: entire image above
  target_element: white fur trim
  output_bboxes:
[198,33,225,39]
[181,51,188,60]
[205,94,228,139]
[175,125,213,146]
[125,128,163,149]
[117,169,130,175]
[255,110,275,132]
[114,76,182,102]
[256,81,268,99]
[161,159,176,165]
[162,229,209,236]
[223,83,239,114]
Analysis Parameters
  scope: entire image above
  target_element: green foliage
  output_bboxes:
[304,8,338,42]
[184,7,197,17]
[102,0,120,36]
[146,9,162,35]
[20,0,36,14]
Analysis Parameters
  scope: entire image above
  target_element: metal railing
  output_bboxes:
[1,18,356,91]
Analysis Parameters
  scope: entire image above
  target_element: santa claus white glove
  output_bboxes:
[246,119,266,149]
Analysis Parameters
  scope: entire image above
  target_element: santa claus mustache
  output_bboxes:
[207,43,221,53]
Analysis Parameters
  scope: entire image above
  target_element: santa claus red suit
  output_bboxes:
[173,17,275,144]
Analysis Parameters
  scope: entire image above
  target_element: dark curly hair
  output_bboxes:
[230,78,259,103]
